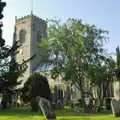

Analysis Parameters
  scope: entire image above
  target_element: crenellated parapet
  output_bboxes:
[16,15,32,22]
[15,14,46,25]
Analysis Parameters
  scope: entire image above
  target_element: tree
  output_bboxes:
[0,1,35,109]
[22,73,51,111]
[40,18,110,112]
[111,46,120,117]
[88,56,115,111]
[114,46,120,78]
[113,46,120,101]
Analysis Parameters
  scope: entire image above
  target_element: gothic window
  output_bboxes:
[33,23,35,31]
[19,29,26,44]
[37,31,42,42]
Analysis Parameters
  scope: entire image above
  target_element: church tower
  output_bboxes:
[13,14,47,85]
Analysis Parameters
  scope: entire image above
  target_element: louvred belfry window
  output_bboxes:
[19,29,26,43]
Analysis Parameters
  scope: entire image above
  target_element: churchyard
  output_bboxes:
[1,1,120,120]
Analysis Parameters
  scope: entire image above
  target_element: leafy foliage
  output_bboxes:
[22,73,51,111]
[114,46,120,79]
[40,18,115,112]
[40,18,111,86]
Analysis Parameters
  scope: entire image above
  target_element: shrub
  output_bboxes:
[22,72,51,111]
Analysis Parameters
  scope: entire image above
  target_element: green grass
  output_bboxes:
[0,108,119,120]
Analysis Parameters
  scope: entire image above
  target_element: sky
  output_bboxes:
[2,0,120,55]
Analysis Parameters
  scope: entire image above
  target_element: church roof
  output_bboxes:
[32,64,54,72]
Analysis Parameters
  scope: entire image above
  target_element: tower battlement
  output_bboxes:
[16,15,31,22]
[15,14,46,25]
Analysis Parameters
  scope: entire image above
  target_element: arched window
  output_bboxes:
[19,29,26,43]
[37,31,42,42]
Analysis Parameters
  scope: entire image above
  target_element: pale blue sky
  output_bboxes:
[3,0,120,54]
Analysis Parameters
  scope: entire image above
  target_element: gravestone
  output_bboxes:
[111,99,120,117]
[38,97,56,120]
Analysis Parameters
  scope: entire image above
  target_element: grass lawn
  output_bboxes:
[0,108,118,120]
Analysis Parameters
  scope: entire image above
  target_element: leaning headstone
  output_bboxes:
[38,97,56,120]
[111,99,120,117]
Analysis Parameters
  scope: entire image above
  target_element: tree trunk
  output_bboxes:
[77,78,93,113]
[92,85,101,112]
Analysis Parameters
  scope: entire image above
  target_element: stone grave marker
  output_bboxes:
[38,97,56,120]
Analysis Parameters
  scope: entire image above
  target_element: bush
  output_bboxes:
[22,73,51,111]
